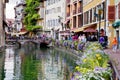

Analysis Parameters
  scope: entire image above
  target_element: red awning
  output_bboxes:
[83,28,97,32]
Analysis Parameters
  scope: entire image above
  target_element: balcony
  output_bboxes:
[73,10,76,15]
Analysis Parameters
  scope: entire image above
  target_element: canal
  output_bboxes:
[0,43,78,80]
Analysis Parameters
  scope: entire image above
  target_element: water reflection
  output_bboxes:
[2,44,77,80]
[4,48,14,80]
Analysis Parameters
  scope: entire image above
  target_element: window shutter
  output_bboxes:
[118,2,120,19]
[108,5,115,21]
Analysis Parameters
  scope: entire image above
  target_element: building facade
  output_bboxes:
[65,0,119,48]
[114,0,120,48]
[14,0,26,32]
[66,0,83,32]
[36,1,45,34]
[45,0,66,40]
[0,0,9,47]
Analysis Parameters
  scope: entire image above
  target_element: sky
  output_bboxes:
[6,0,19,19]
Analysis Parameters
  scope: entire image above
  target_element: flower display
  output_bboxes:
[72,42,112,80]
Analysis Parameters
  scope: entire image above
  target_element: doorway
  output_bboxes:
[116,30,119,49]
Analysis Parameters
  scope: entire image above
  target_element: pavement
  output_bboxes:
[104,48,120,79]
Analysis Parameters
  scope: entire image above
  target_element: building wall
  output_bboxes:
[66,0,83,32]
[37,2,45,33]
[14,3,25,32]
[45,0,66,40]
[0,0,5,47]
[114,0,120,48]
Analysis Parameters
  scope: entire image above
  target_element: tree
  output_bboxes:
[23,0,42,37]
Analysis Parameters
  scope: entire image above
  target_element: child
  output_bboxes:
[112,37,117,52]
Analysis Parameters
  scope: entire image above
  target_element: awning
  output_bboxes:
[11,31,28,36]
[18,31,28,35]
[83,23,97,29]
[70,23,97,33]
[83,28,97,32]
[71,27,84,33]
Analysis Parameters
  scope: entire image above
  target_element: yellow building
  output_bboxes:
[66,0,119,48]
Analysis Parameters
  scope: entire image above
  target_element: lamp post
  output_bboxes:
[98,7,102,40]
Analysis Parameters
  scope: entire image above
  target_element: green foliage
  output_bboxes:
[21,54,39,80]
[23,0,42,31]
[26,25,42,31]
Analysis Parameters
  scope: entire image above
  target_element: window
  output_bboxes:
[90,9,92,23]
[84,11,88,24]
[93,7,97,22]
[101,2,105,20]
[57,7,61,12]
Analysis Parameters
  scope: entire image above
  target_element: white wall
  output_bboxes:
[45,0,66,40]
[14,4,24,32]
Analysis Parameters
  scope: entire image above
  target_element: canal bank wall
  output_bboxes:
[0,52,5,80]
[54,47,82,58]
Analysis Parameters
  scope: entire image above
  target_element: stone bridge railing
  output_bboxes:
[5,39,51,45]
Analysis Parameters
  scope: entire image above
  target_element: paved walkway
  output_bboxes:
[104,48,120,79]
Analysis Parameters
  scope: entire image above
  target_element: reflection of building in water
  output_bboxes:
[40,51,72,80]
[42,54,64,80]
[4,48,15,80]
[0,52,5,80]
[14,51,21,80]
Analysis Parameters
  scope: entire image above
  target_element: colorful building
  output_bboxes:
[65,0,119,48]
[114,0,120,48]
[66,0,83,32]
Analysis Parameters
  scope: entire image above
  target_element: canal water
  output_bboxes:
[0,44,78,80]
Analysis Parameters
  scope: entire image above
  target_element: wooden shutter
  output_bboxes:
[118,2,120,19]
[108,5,115,21]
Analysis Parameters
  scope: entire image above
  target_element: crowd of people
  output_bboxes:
[61,33,109,48]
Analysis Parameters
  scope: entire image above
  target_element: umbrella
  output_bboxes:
[112,20,120,28]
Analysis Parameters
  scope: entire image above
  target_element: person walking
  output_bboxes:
[99,36,105,47]
[112,37,118,52]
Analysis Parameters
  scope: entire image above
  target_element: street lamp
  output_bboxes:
[98,7,103,40]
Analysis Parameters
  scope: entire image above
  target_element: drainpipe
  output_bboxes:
[104,0,107,36]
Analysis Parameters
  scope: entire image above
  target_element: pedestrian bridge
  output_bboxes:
[5,39,51,47]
